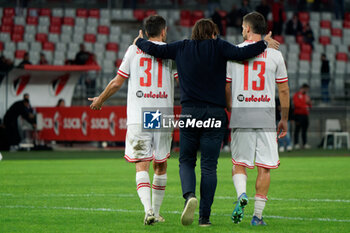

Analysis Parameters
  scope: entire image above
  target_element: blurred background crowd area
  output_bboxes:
[0,0,349,107]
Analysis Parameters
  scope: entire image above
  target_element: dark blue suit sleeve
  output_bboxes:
[135,38,182,60]
[219,39,267,61]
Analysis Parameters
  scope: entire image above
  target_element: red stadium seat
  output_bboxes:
[301,43,312,53]
[274,35,284,44]
[63,17,75,26]
[26,16,38,25]
[180,10,192,27]
[180,10,191,19]
[299,52,311,61]
[320,20,331,28]
[296,35,304,44]
[336,52,348,61]
[0,25,12,33]
[145,10,157,17]
[192,10,205,25]
[116,59,122,67]
[343,21,350,28]
[76,9,88,18]
[97,26,109,35]
[13,25,25,34]
[39,8,51,16]
[319,36,330,45]
[3,7,15,17]
[2,17,14,26]
[51,17,62,26]
[11,33,23,42]
[345,13,350,21]
[0,42,3,51]
[84,34,96,43]
[49,25,61,34]
[89,9,100,18]
[35,33,48,43]
[43,42,55,51]
[15,50,27,59]
[106,42,119,52]
[298,12,309,24]
[133,9,146,21]
[331,28,342,37]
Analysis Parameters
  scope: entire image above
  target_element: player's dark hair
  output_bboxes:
[243,12,267,35]
[301,83,310,89]
[191,18,219,40]
[143,15,166,38]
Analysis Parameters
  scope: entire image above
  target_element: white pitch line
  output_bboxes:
[1,193,350,203]
[1,205,350,223]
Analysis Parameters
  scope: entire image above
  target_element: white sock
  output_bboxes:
[254,194,268,219]
[136,171,151,213]
[152,173,167,218]
[232,174,247,198]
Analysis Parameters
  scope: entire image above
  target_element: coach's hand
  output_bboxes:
[133,30,144,45]
[263,31,280,50]
[88,97,103,110]
[277,119,288,139]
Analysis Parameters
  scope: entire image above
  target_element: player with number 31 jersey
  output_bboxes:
[118,43,177,126]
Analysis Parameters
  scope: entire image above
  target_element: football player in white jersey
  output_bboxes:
[89,15,177,225]
[226,12,290,226]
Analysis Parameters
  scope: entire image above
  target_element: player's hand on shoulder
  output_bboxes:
[133,30,144,45]
[88,97,103,110]
[263,31,280,50]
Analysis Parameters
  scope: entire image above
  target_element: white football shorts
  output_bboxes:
[124,124,172,163]
[230,128,280,169]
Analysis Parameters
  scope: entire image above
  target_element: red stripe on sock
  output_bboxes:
[255,194,268,200]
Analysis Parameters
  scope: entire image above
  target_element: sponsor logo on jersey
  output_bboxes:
[143,91,168,99]
[237,94,245,102]
[143,110,162,129]
[136,90,143,98]
[237,94,271,103]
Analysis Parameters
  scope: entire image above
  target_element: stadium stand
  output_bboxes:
[0,5,349,100]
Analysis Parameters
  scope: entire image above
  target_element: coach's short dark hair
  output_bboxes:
[191,18,219,40]
[143,15,166,38]
[243,12,267,35]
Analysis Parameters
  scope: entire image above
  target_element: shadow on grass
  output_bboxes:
[0,149,348,161]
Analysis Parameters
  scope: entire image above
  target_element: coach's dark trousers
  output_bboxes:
[179,103,227,218]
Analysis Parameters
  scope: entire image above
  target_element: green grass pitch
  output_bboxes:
[0,149,350,233]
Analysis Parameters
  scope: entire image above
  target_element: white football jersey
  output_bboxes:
[117,41,177,125]
[227,40,288,128]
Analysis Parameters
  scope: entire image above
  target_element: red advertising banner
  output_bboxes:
[36,106,182,142]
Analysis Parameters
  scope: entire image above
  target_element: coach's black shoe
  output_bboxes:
[199,217,211,227]
[181,193,198,226]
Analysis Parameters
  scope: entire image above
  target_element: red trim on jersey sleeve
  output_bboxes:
[226,77,232,83]
[174,73,178,79]
[276,77,288,83]
[117,69,129,79]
